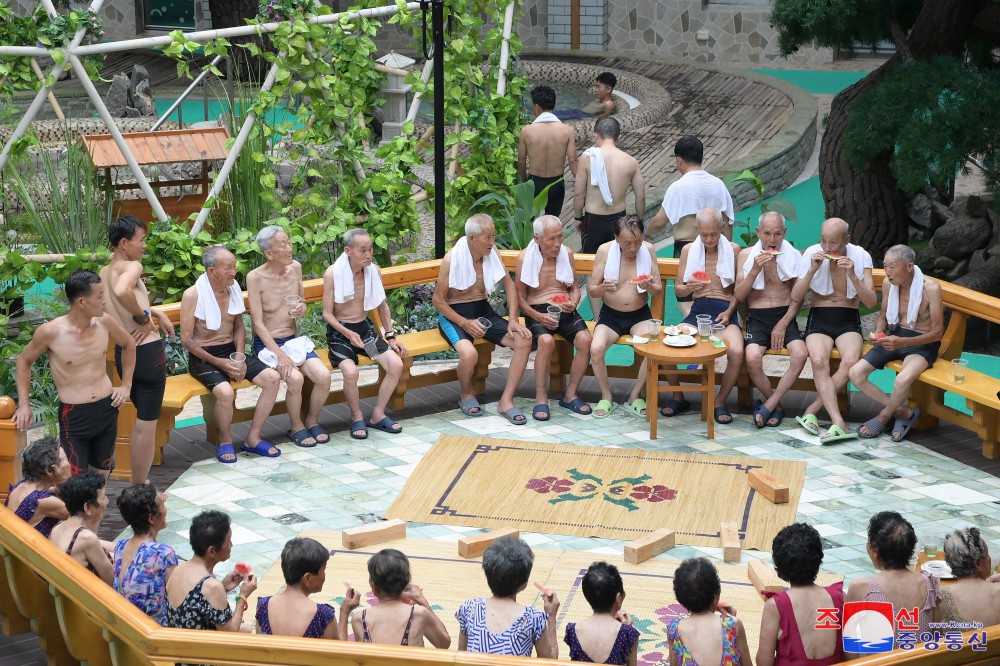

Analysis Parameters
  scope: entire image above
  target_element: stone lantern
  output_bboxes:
[377,51,415,143]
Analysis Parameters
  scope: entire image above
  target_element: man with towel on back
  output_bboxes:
[790,218,877,444]
[734,212,807,429]
[433,214,533,424]
[589,214,661,418]
[518,86,578,217]
[180,245,281,463]
[849,244,943,442]
[662,208,744,423]
[515,215,593,421]
[322,228,408,440]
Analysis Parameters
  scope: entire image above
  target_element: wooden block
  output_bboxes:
[341,519,406,550]
[721,522,741,563]
[624,529,676,564]
[748,469,789,504]
[748,560,785,595]
[458,528,519,559]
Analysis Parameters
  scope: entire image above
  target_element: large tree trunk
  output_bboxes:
[206,0,272,81]
[819,0,984,262]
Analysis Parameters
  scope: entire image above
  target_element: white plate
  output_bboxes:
[921,560,954,579]
[664,325,697,337]
[627,336,649,344]
[664,335,697,347]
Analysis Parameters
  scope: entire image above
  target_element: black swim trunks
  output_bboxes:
[596,303,653,338]
[673,239,694,303]
[59,395,118,475]
[326,319,390,367]
[681,297,740,329]
[863,327,940,370]
[528,174,565,217]
[581,211,626,254]
[116,340,167,421]
[188,343,271,391]
[805,307,862,340]
[526,304,589,344]
[438,300,510,347]
[744,306,804,349]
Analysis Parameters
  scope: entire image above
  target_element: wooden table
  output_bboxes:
[633,335,728,440]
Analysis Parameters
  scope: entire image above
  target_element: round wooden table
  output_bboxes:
[633,335,728,440]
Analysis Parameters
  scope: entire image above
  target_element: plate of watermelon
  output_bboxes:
[631,273,653,284]
[690,270,711,284]
[548,294,572,306]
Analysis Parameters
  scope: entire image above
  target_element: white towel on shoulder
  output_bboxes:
[743,240,800,291]
[532,112,560,124]
[583,147,614,206]
[332,253,386,311]
[683,237,735,287]
[605,242,654,294]
[257,335,316,368]
[799,243,872,300]
[520,240,574,287]
[661,170,735,225]
[886,265,924,327]
[449,236,507,293]
[194,272,245,331]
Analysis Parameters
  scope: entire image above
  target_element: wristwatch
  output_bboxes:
[385,329,397,340]
[132,310,151,325]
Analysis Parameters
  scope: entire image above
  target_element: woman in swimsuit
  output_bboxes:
[257,537,360,639]
[48,471,114,585]
[351,548,450,648]
[938,528,1000,628]
[564,561,638,665]
[4,436,70,537]
[113,484,178,624]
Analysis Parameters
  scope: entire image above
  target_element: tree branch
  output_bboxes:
[884,0,913,61]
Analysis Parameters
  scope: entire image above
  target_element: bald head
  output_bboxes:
[758,211,786,230]
[695,207,724,231]
[821,218,850,240]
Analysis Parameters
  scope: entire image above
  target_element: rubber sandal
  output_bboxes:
[593,399,615,419]
[753,399,770,429]
[559,397,592,415]
[287,428,317,448]
[532,403,550,421]
[857,416,889,439]
[216,443,237,464]
[891,408,920,443]
[368,416,402,434]
[821,424,858,445]
[457,397,484,417]
[623,399,647,417]
[796,413,820,436]
[306,423,330,444]
[766,407,785,427]
[239,440,280,458]
[498,407,527,425]
[350,420,369,440]
[660,398,690,417]
[714,406,733,424]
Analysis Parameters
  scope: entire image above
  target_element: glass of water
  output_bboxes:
[648,318,662,340]
[228,352,246,373]
[477,317,493,334]
[285,295,304,318]
[362,336,381,360]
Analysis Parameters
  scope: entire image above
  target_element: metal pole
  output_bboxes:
[405,55,435,125]
[151,54,224,131]
[432,0,446,259]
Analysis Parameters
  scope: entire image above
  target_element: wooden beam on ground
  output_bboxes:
[341,519,406,550]
[624,529,675,564]
[748,469,789,504]
[458,527,519,559]
[721,522,741,564]
[748,560,784,595]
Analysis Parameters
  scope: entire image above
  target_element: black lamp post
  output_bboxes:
[431,0,446,259]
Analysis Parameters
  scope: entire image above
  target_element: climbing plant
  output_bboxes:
[0,3,38,90]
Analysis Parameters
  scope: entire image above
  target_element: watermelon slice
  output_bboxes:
[690,270,711,283]
[234,562,253,577]
[824,253,845,261]
[764,249,783,256]
[549,294,571,305]
[631,273,653,284]
[869,331,887,341]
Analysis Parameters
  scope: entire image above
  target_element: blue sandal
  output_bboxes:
[240,440,280,458]
[288,429,317,448]
[350,420,369,440]
[307,423,330,444]
[660,398,690,417]
[216,443,237,464]
[368,416,402,434]
[753,399,770,429]
[559,397,592,414]
[532,403,550,421]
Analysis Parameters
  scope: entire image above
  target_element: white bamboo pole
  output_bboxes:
[30,59,65,121]
[404,58,435,124]
[496,3,515,96]
[0,46,48,56]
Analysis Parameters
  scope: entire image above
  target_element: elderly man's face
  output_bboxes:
[535,223,564,258]
[757,217,786,251]
[346,235,374,267]
[882,255,913,285]
[696,221,723,249]
[208,251,238,286]
[468,224,497,258]
[616,226,643,259]
[819,226,849,256]
[265,231,294,266]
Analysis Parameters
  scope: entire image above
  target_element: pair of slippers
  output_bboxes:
[537,397,595,420]
[216,440,280,463]
[857,408,920,443]
[350,416,403,440]
[753,399,784,428]
[795,414,859,445]
[457,397,539,426]
[287,424,331,448]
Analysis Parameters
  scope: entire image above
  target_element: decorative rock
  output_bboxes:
[931,214,992,259]
[954,257,1000,299]
[906,193,933,231]
[105,73,130,117]
[132,79,156,117]
[915,245,940,274]
[908,226,930,242]
[987,209,1000,242]
[964,194,993,219]
[933,255,956,271]
[969,249,988,272]
[123,107,144,118]
[929,199,955,229]
[943,257,970,283]
[129,64,150,99]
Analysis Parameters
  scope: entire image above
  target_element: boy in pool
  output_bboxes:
[583,72,617,117]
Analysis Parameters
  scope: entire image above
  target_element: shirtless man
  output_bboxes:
[582,71,617,117]
[433,215,533,424]
[663,208,743,423]
[589,215,661,419]
[515,215,593,420]
[13,269,136,476]
[791,218,877,444]
[849,244,943,442]
[100,216,174,484]
[518,86,578,218]
[734,212,807,429]
[248,225,332,448]
[180,246,281,463]
[322,228,407,440]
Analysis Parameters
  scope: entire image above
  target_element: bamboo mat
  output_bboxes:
[385,435,806,550]
[248,531,841,661]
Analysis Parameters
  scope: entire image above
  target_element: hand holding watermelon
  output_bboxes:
[690,270,711,283]
[869,331,887,344]
[235,562,253,578]
[631,273,653,284]
[549,294,574,312]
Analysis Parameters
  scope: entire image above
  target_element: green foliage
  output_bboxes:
[0,4,40,90]
[769,0,922,57]
[472,179,555,250]
[35,7,105,80]
[722,169,798,246]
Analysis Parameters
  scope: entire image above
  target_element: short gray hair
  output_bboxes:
[758,211,786,229]
[465,214,494,237]
[532,215,562,236]
[344,228,371,247]
[696,207,724,229]
[202,245,230,269]
[944,527,988,579]
[256,225,285,253]
[482,537,534,597]
[884,244,915,264]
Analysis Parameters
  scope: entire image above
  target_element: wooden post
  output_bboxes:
[747,469,789,504]
[458,528,519,559]
[624,529,675,564]
[0,415,27,505]
[721,522,741,563]
[342,520,407,550]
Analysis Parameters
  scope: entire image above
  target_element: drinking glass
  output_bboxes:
[228,352,246,373]
[476,317,493,335]
[648,318,662,340]
[362,336,381,360]
[952,358,968,383]
[711,324,725,347]
[696,315,712,341]
[285,294,304,318]
[546,305,562,319]
[923,543,938,558]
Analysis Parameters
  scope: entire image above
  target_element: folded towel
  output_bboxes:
[520,240,575,288]
[605,242,654,293]
[683,237,736,287]
[532,112,561,124]
[661,170,735,225]
[257,336,316,368]
[193,273,245,331]
[887,265,925,327]
[743,240,801,290]
[449,236,508,293]
[799,243,873,300]
[583,147,614,206]
[332,253,386,311]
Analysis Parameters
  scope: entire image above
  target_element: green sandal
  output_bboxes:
[821,424,859,445]
[796,413,820,436]
[593,399,616,419]
[623,399,647,417]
